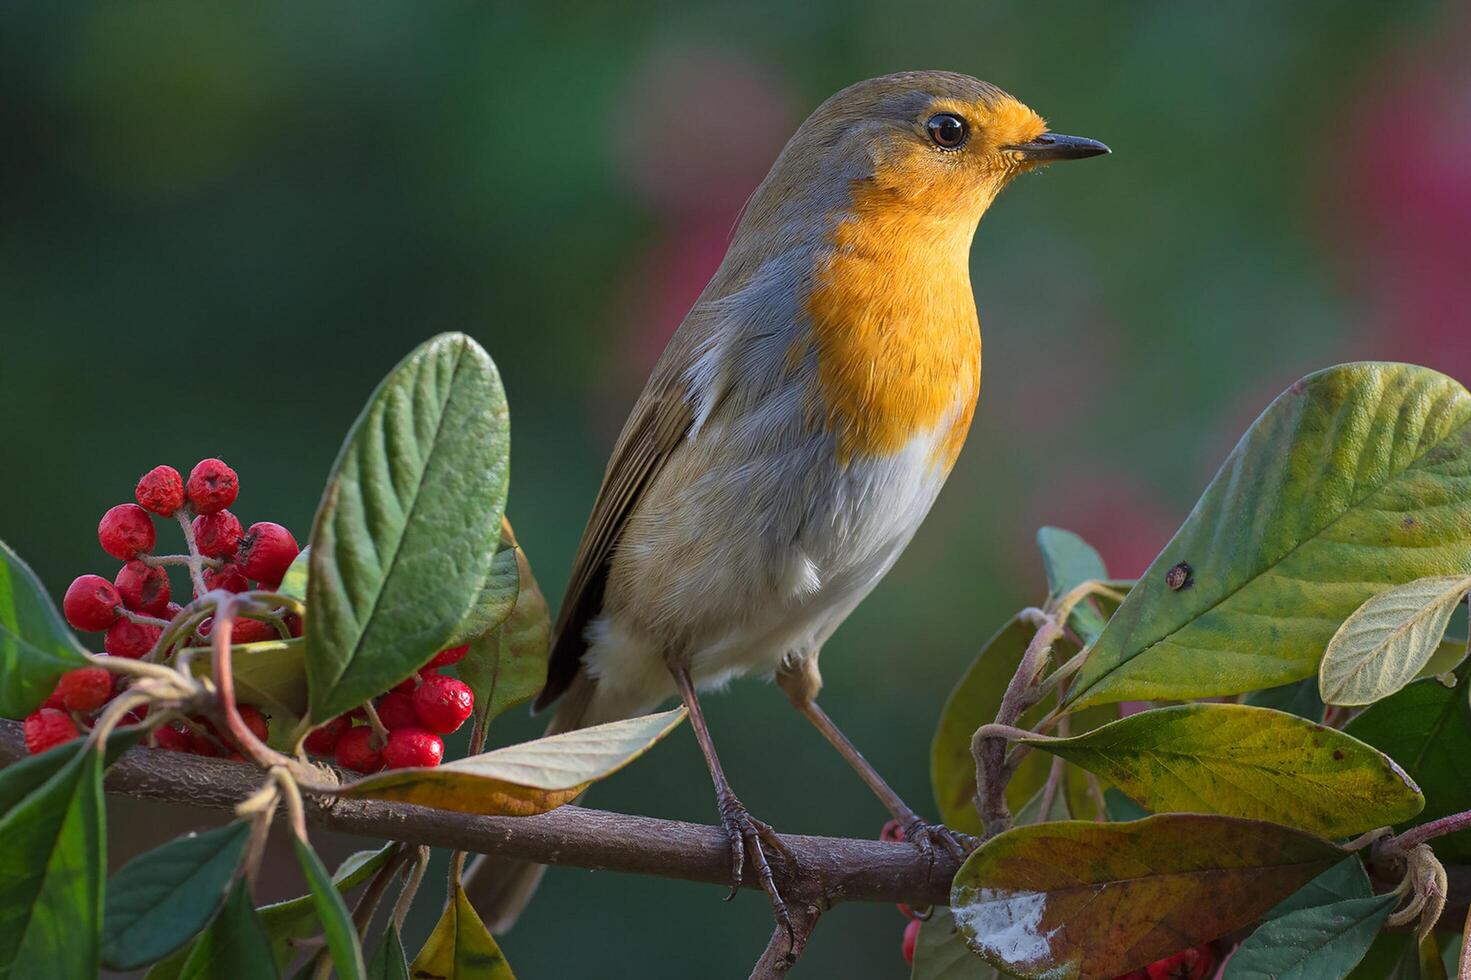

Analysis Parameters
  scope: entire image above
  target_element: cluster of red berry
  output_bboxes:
[26,459,299,757]
[302,644,477,772]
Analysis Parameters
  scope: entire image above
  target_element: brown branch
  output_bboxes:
[0,720,956,909]
[749,900,821,979]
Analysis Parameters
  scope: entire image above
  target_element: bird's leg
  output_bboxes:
[670,664,796,943]
[794,695,976,862]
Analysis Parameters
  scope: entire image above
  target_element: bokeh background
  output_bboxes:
[3,1,1469,976]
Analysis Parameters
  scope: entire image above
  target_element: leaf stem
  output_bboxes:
[1384,808,1471,854]
[391,846,430,933]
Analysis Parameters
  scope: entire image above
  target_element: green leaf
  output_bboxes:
[1067,363,1471,710]
[292,838,364,980]
[950,814,1344,979]
[408,883,513,980]
[102,820,252,969]
[277,546,310,604]
[445,520,521,650]
[1223,894,1395,980]
[259,844,395,966]
[306,333,510,722]
[367,925,410,980]
[1013,778,1070,825]
[1346,670,1471,862]
[1013,703,1423,837]
[910,908,998,980]
[190,638,307,744]
[1347,932,1434,980]
[0,736,107,979]
[1320,576,1471,705]
[337,708,685,815]
[0,539,91,718]
[1103,786,1149,822]
[931,615,1031,835]
[1037,527,1110,644]
[177,881,277,980]
[459,540,549,730]
[1246,679,1326,723]
[1268,856,1372,918]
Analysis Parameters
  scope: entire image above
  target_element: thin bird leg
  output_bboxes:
[670,664,796,944]
[797,698,975,861]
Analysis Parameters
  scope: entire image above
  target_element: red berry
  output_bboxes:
[164,601,185,620]
[24,708,79,754]
[230,618,276,644]
[335,726,384,773]
[135,465,185,516]
[286,613,303,637]
[303,715,350,756]
[413,674,475,734]
[427,644,470,670]
[391,671,426,695]
[98,503,155,560]
[105,619,161,658]
[114,560,171,615]
[193,510,242,558]
[902,918,920,966]
[236,704,269,743]
[383,727,444,769]
[64,574,122,631]
[203,563,250,593]
[880,819,906,843]
[53,667,114,713]
[186,458,238,514]
[376,692,419,730]
[237,522,298,588]
[152,724,191,752]
[1144,946,1212,980]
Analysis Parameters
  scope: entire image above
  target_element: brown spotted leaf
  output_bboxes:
[950,814,1344,979]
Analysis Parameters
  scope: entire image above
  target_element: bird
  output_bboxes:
[465,69,1107,938]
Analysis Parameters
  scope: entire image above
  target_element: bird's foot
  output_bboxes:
[902,818,977,863]
[717,791,798,947]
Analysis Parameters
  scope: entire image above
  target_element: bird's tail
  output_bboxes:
[461,671,598,932]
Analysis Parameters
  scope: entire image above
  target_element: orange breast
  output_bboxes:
[803,182,982,469]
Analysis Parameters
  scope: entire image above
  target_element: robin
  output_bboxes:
[466,69,1107,936]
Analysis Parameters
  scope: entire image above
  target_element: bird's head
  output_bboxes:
[738,71,1107,250]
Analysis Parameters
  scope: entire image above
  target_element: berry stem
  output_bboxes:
[116,607,171,629]
[174,511,210,599]
[139,553,223,570]
[360,699,391,749]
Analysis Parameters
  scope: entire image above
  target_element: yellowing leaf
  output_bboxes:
[1319,576,1471,705]
[337,708,685,815]
[1014,703,1423,837]
[1067,363,1471,711]
[951,814,1344,979]
[409,883,513,980]
[459,538,549,730]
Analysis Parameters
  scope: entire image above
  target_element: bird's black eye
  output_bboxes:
[926,112,968,149]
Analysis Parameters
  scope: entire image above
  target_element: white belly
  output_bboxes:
[580,400,959,724]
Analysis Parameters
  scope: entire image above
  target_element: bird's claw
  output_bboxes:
[904,818,977,862]
[718,792,796,947]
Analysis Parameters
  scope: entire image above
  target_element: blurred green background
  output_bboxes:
[3,1,1469,976]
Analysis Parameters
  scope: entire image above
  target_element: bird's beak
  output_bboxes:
[1004,132,1111,161]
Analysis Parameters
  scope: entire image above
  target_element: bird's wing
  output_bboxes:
[533,350,697,710]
